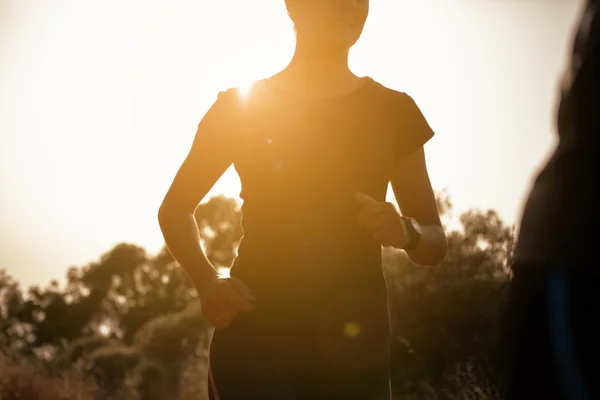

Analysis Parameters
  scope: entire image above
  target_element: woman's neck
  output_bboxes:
[282,40,357,90]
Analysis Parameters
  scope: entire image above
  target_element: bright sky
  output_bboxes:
[0,0,585,288]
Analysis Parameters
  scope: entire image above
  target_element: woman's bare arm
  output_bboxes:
[390,147,447,266]
[158,92,238,294]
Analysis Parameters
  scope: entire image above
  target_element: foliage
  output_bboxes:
[194,195,243,268]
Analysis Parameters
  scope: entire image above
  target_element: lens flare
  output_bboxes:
[343,321,361,338]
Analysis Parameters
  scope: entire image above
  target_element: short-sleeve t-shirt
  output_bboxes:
[198,77,434,301]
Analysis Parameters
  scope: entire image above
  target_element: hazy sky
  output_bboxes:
[1,0,585,288]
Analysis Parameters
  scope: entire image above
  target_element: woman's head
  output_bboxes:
[286,0,369,51]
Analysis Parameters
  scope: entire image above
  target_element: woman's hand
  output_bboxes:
[354,192,409,249]
[198,276,256,329]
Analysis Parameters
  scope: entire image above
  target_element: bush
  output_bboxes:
[0,352,98,400]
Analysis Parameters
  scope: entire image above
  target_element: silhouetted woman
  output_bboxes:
[159,1,447,398]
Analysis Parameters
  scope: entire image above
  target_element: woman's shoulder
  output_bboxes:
[214,80,276,107]
[367,78,415,104]
[364,80,428,123]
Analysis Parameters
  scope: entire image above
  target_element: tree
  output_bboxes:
[0,269,27,353]
[131,301,209,398]
[194,195,243,268]
[384,203,514,398]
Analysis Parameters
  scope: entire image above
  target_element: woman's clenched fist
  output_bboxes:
[198,276,256,329]
[354,191,409,249]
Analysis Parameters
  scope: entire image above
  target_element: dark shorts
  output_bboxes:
[207,287,392,400]
[502,263,600,400]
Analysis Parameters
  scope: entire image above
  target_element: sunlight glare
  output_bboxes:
[237,79,256,101]
[218,267,231,278]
